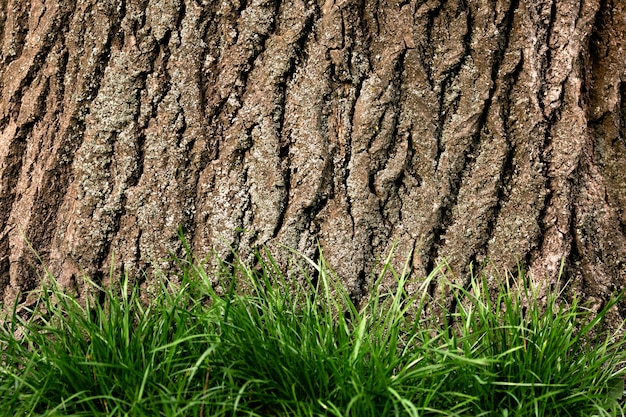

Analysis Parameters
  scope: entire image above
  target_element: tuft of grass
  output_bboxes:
[433,265,626,417]
[0,243,624,416]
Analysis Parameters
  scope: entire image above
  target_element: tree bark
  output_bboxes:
[1,0,625,315]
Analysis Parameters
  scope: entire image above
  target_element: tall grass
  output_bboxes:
[0,244,624,416]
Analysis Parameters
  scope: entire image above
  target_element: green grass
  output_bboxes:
[0,243,625,416]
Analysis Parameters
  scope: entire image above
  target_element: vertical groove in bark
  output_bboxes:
[0,0,625,316]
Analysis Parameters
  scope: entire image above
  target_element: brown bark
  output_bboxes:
[1,0,625,315]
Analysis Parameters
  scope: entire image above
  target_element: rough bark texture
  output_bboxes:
[1,0,625,315]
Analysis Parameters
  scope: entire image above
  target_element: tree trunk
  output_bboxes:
[1,0,625,315]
